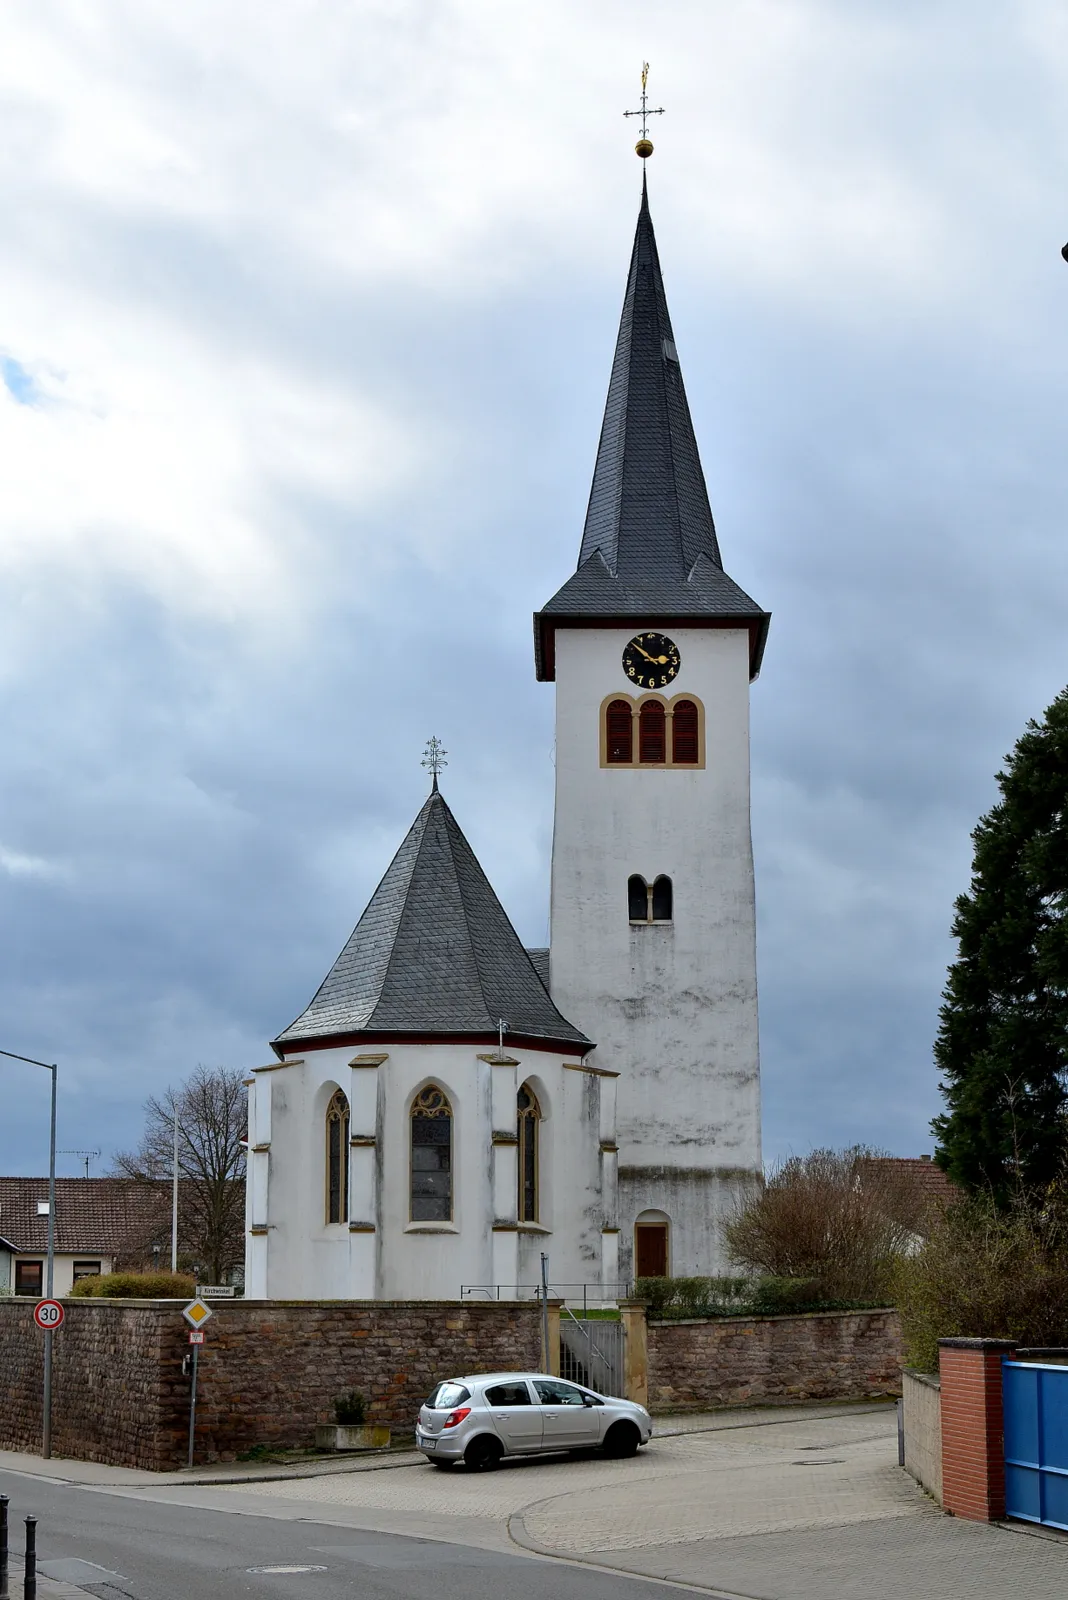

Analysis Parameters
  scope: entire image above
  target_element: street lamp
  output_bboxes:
[0,1047,58,1459]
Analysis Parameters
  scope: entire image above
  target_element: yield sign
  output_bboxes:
[182,1296,213,1330]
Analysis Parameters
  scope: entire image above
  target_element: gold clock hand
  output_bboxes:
[633,644,656,662]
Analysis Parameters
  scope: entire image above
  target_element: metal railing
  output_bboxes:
[459,1281,632,1311]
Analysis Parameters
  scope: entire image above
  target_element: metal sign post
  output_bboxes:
[181,1298,213,1470]
[540,1253,550,1372]
[0,1049,58,1459]
[187,1336,200,1469]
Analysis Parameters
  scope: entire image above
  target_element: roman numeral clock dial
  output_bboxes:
[622,632,681,688]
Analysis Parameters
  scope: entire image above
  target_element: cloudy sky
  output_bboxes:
[2,0,1067,1180]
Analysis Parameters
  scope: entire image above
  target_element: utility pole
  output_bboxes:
[171,1106,179,1273]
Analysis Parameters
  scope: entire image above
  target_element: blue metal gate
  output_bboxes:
[1003,1359,1068,1529]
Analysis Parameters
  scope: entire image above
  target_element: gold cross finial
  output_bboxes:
[624,62,664,158]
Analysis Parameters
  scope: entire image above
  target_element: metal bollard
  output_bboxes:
[22,1518,35,1600]
[1,1494,8,1600]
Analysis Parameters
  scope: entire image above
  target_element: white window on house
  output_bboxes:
[15,1260,43,1297]
[72,1260,102,1284]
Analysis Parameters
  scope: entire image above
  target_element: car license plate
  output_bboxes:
[421,1436,436,1449]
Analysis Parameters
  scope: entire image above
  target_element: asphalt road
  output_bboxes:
[0,1470,696,1600]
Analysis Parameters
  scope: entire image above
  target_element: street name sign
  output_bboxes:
[34,1299,64,1331]
[182,1297,213,1329]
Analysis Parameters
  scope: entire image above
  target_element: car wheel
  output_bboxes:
[429,1458,454,1470]
[603,1422,641,1459]
[464,1435,503,1472]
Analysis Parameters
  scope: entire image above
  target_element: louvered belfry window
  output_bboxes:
[411,1085,453,1221]
[672,700,699,764]
[326,1088,350,1224]
[606,700,634,763]
[639,700,666,764]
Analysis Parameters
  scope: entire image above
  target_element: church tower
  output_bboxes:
[535,173,770,1281]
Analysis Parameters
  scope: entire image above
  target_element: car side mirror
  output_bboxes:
[582,1395,595,1406]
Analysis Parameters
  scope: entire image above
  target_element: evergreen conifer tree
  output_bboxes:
[932,688,1068,1203]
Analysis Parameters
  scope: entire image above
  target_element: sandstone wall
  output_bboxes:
[0,1298,541,1469]
[647,1308,902,1410]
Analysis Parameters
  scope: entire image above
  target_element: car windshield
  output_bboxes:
[426,1382,470,1410]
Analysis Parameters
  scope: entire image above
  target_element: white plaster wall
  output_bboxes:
[549,625,762,1278]
[8,1254,114,1298]
[246,1043,613,1301]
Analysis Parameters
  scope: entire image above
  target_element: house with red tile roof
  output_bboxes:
[0,1177,186,1296]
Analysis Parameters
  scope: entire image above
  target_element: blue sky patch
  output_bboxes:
[2,356,38,405]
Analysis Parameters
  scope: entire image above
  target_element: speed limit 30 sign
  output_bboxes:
[34,1299,64,1331]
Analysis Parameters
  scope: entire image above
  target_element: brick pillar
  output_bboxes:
[619,1300,648,1408]
[938,1337,1016,1521]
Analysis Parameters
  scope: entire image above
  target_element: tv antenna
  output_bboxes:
[59,1149,101,1179]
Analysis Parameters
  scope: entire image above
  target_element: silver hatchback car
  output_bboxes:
[415,1371,652,1470]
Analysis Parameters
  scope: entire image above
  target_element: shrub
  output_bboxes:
[633,1273,859,1320]
[750,1276,826,1315]
[68,1271,196,1299]
[722,1147,927,1304]
[894,1191,1068,1372]
[334,1391,366,1426]
[68,1276,103,1297]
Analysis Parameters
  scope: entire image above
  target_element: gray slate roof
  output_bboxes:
[274,789,591,1052]
[535,176,769,678]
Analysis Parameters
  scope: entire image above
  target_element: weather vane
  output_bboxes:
[421,736,448,789]
[624,62,664,159]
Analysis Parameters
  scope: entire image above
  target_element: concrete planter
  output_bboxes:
[314,1423,390,1452]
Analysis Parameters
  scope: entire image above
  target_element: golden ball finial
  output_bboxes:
[635,137,654,159]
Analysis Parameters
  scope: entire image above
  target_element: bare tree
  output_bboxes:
[722,1147,932,1304]
[112,1065,247,1283]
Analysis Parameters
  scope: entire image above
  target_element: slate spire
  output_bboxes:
[534,178,769,680]
[273,788,591,1054]
[579,169,722,581]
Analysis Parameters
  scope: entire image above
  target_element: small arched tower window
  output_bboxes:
[411,1085,453,1222]
[628,874,648,921]
[672,700,699,765]
[639,701,666,764]
[326,1088,350,1225]
[652,875,673,922]
[606,700,633,764]
[517,1084,541,1223]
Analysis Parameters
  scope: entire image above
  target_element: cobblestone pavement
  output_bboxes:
[210,1404,1068,1598]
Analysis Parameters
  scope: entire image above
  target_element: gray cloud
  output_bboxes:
[3,2,1068,1177]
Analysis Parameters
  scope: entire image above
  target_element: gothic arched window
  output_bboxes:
[517,1084,541,1223]
[672,700,699,765]
[639,700,666,764]
[411,1085,453,1222]
[326,1088,349,1224]
[628,874,649,921]
[606,700,634,764]
[652,875,673,922]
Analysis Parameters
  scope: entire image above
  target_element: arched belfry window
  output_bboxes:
[652,875,673,922]
[639,701,666,764]
[517,1084,541,1223]
[326,1088,349,1224]
[628,874,649,921]
[672,700,699,765]
[606,700,633,764]
[411,1085,453,1222]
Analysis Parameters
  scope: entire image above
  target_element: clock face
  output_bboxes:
[622,632,681,689]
